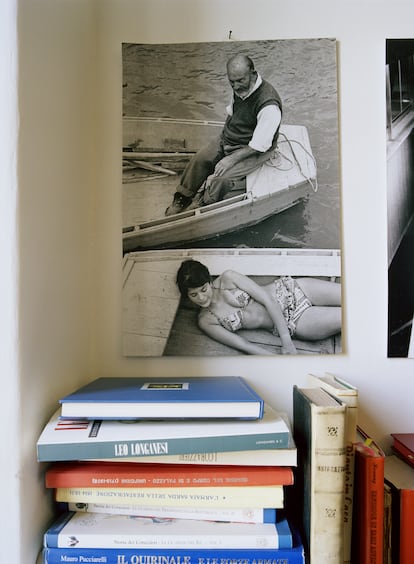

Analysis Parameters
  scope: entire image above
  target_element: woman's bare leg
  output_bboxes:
[296,277,341,306]
[294,306,342,340]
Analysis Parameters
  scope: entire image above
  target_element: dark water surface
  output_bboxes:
[122,39,341,250]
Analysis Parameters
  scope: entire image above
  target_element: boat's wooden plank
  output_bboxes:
[124,297,177,338]
[123,117,223,151]
[125,159,177,176]
[123,175,175,228]
[123,333,170,357]
[127,247,339,260]
[124,249,341,278]
[122,256,135,288]
[123,173,169,184]
[123,151,195,159]
[122,263,180,356]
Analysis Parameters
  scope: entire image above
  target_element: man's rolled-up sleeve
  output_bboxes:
[249,105,282,152]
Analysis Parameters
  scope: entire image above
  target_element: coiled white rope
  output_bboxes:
[267,131,319,193]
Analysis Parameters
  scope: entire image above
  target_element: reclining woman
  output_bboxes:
[176,259,341,355]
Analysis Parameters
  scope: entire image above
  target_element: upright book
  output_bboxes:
[383,479,393,564]
[384,454,414,564]
[307,372,358,564]
[43,511,293,549]
[37,403,290,462]
[293,385,347,564]
[58,376,264,420]
[351,430,384,564]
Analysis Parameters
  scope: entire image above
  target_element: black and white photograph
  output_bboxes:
[121,38,342,356]
[386,39,414,358]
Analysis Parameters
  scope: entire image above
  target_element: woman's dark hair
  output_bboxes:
[176,260,211,297]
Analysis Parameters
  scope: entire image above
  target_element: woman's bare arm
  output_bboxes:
[198,314,277,355]
[221,270,297,354]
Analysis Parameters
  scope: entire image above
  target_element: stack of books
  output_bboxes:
[37,376,304,563]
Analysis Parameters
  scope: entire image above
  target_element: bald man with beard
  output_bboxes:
[165,53,283,215]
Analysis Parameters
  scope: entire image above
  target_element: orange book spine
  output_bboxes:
[45,461,294,489]
[399,489,414,563]
[352,443,384,564]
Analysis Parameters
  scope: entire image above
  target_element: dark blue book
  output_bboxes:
[59,376,264,420]
[42,544,305,564]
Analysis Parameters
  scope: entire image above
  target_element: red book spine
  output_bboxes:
[391,437,414,469]
[352,444,384,564]
[400,489,414,564]
[45,461,294,489]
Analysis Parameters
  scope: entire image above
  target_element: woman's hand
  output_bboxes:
[281,340,297,355]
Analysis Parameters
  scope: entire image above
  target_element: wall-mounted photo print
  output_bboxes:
[386,39,414,357]
[121,39,342,356]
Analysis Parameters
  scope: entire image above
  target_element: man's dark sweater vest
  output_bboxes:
[222,79,282,149]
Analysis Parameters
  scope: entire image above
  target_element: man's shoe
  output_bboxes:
[186,191,205,210]
[165,192,192,216]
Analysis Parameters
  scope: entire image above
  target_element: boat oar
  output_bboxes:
[124,159,177,176]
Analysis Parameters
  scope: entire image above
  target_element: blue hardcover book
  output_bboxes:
[42,526,305,563]
[37,403,290,462]
[59,376,264,420]
[43,511,293,549]
[43,545,305,564]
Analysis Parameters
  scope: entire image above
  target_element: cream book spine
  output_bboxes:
[293,385,347,564]
[307,372,358,564]
[55,484,284,509]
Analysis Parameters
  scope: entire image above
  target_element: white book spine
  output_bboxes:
[68,502,271,523]
[53,516,280,549]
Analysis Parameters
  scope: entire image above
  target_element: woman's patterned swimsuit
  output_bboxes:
[208,276,312,336]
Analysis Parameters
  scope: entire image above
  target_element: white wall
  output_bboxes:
[2,0,414,561]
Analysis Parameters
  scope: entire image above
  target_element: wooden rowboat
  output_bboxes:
[122,247,341,357]
[122,117,317,252]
